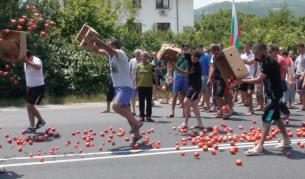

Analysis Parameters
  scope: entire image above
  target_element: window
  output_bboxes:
[133,23,142,33]
[157,23,170,31]
[156,0,169,9]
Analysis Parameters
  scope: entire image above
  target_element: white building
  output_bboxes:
[59,0,194,33]
[120,0,194,33]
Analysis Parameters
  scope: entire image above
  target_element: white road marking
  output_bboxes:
[0,139,304,168]
[1,139,302,162]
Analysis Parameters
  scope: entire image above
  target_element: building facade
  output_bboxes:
[121,0,194,33]
[59,0,194,34]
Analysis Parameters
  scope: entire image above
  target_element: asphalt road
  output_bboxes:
[0,102,305,179]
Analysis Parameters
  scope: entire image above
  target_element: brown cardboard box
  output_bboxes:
[76,24,99,52]
[157,44,181,62]
[213,47,249,86]
[0,30,27,60]
[222,46,249,79]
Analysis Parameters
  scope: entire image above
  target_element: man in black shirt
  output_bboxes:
[236,42,291,156]
[175,51,204,129]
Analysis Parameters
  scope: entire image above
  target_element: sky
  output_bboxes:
[194,0,253,9]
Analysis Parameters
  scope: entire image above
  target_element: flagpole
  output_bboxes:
[230,0,240,48]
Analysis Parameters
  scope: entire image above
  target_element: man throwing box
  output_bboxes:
[235,43,291,156]
[85,37,143,145]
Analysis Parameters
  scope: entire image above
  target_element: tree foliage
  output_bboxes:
[1,1,305,100]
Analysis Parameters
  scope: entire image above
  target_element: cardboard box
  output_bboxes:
[0,30,27,60]
[76,24,99,51]
[223,47,249,79]
[157,44,181,62]
[214,47,249,85]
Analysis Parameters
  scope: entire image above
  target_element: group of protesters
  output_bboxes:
[119,42,304,121]
[10,33,305,156]
[94,39,304,155]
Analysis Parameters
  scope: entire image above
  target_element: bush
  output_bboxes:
[1,1,305,102]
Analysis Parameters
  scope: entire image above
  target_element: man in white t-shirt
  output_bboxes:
[23,51,46,133]
[85,37,143,146]
[295,42,305,111]
[129,49,142,115]
[239,43,257,115]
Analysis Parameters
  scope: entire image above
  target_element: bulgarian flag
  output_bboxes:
[230,0,240,48]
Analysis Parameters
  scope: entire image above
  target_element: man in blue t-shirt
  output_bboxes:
[196,45,212,111]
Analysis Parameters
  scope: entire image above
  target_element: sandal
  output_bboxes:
[245,146,264,156]
[179,123,188,130]
[129,122,143,134]
[131,135,143,146]
[275,141,292,149]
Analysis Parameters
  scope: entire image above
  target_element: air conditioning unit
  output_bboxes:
[159,9,167,16]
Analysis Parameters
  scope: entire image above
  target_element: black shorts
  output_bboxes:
[297,78,305,92]
[26,85,45,105]
[186,88,200,101]
[213,79,226,97]
[238,83,255,92]
[262,99,281,124]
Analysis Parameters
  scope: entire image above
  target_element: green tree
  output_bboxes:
[0,0,22,30]
[58,0,120,40]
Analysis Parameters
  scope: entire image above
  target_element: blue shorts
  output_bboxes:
[114,86,133,107]
[131,88,138,98]
[173,75,189,94]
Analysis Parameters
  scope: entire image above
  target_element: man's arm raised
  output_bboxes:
[94,38,117,57]
[84,35,115,57]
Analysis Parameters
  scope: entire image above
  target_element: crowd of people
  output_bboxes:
[95,39,305,155]
[116,42,305,122]
[15,35,305,157]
